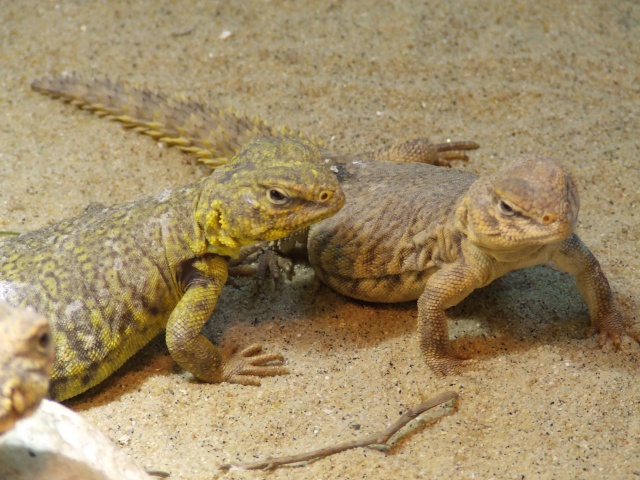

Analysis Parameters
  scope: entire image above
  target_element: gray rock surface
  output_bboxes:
[0,399,151,480]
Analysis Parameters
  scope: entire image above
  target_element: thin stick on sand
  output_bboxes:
[220,391,458,471]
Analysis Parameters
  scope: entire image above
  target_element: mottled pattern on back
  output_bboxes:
[0,185,199,398]
[310,158,476,301]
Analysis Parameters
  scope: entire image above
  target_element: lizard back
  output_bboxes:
[0,186,199,399]
[309,158,477,302]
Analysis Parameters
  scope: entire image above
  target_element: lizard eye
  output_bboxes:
[266,188,290,205]
[32,324,52,355]
[498,200,515,216]
[37,330,51,353]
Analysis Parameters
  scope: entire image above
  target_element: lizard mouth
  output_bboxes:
[474,213,576,251]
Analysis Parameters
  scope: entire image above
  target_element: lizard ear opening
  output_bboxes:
[319,191,332,202]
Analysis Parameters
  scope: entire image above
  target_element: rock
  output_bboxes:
[0,399,151,480]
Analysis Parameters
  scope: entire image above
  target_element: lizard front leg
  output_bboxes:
[165,255,288,386]
[417,263,483,375]
[551,234,640,348]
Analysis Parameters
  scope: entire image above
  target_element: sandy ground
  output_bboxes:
[1,1,639,478]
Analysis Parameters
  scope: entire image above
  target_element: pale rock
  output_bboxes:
[0,399,151,480]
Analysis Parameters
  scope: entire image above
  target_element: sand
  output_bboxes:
[1,1,639,478]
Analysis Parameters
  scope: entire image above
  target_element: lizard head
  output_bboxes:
[0,303,54,434]
[463,155,580,252]
[196,137,345,256]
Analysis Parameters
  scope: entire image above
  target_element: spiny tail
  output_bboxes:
[31,76,322,168]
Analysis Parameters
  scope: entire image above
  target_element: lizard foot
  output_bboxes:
[254,248,294,293]
[588,309,640,350]
[222,343,289,385]
[424,353,476,376]
[227,243,294,294]
[375,138,480,166]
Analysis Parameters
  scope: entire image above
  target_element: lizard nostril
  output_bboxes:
[542,214,555,224]
[319,191,332,202]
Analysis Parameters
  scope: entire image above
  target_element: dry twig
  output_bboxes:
[220,390,458,471]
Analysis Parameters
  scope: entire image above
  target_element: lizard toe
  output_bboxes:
[590,309,640,350]
[223,374,262,387]
[245,352,285,365]
[237,343,264,357]
[222,344,288,384]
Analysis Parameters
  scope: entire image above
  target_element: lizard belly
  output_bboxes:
[308,209,438,303]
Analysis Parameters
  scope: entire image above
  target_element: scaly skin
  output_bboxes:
[31,76,639,376]
[30,76,479,167]
[314,157,638,373]
[32,76,321,167]
[0,302,54,434]
[0,137,345,400]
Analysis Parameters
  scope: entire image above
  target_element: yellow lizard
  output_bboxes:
[0,135,344,400]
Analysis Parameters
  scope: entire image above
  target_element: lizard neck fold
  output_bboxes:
[200,205,246,258]
[193,203,246,259]
[189,179,244,259]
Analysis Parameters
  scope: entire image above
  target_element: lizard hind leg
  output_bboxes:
[374,138,479,166]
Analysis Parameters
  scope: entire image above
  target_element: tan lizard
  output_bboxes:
[31,76,639,376]
[0,136,345,401]
[0,302,54,434]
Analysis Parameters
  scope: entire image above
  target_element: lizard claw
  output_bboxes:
[589,309,640,350]
[254,249,293,294]
[227,243,294,295]
[222,343,289,385]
